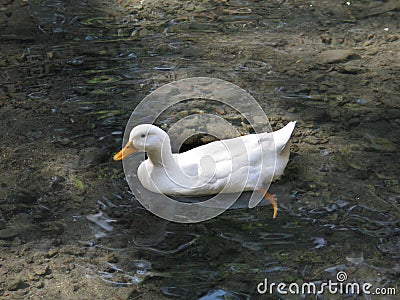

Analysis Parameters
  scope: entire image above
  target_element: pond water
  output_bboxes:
[0,0,399,299]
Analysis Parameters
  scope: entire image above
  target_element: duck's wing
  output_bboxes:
[177,122,296,170]
[175,141,231,177]
[175,134,265,189]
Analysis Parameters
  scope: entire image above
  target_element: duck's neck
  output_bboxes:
[147,138,176,169]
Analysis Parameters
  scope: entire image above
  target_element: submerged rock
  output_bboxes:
[0,227,19,240]
[79,147,108,168]
[7,276,29,291]
[363,134,398,152]
[317,50,359,64]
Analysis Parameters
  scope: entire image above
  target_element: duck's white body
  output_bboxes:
[115,122,296,197]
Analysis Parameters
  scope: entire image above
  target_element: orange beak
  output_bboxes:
[113,141,138,161]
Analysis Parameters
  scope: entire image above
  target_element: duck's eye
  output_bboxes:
[141,134,146,138]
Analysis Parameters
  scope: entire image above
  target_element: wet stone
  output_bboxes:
[317,49,359,64]
[34,281,44,289]
[348,117,360,126]
[59,137,71,145]
[385,35,399,42]
[377,237,400,255]
[78,147,108,168]
[60,245,86,256]
[105,254,119,263]
[303,135,321,145]
[364,135,398,152]
[7,277,29,291]
[32,265,50,276]
[0,227,19,240]
[46,248,59,258]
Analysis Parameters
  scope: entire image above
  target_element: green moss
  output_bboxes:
[87,75,120,84]
[73,177,85,190]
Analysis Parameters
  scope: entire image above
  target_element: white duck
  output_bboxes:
[114,122,296,218]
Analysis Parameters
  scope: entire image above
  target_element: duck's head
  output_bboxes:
[113,124,169,161]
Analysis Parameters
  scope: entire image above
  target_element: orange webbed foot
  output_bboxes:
[258,189,278,219]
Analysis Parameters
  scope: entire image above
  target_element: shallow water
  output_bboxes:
[0,0,399,299]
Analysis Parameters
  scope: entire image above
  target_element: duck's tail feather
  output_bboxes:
[273,121,296,152]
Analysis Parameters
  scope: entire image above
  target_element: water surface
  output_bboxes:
[0,0,399,299]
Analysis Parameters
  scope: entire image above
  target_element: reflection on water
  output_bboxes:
[0,0,399,298]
